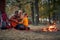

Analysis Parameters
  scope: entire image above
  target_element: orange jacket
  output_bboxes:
[23,17,28,27]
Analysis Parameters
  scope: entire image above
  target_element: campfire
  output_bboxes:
[41,23,58,32]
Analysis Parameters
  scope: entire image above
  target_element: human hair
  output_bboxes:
[24,13,28,17]
[24,13,27,16]
[15,11,18,15]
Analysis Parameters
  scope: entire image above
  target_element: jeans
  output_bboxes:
[15,24,30,30]
[15,24,26,30]
[1,21,7,29]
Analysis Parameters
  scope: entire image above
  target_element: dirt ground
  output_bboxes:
[0,25,60,40]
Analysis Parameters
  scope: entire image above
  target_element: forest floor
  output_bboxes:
[0,24,60,40]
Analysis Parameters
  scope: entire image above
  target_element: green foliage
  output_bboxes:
[6,0,60,18]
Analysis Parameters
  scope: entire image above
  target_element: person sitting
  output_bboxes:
[14,11,25,30]
[10,11,19,28]
[23,13,30,30]
[15,13,30,30]
[10,11,30,30]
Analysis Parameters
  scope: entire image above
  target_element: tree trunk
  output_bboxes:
[52,0,56,22]
[0,0,5,12]
[48,0,51,24]
[30,2,35,24]
[34,0,39,25]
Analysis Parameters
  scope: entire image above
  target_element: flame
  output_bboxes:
[48,25,57,32]
[41,24,58,32]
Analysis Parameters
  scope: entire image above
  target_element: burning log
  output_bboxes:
[48,25,57,32]
[41,23,58,32]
